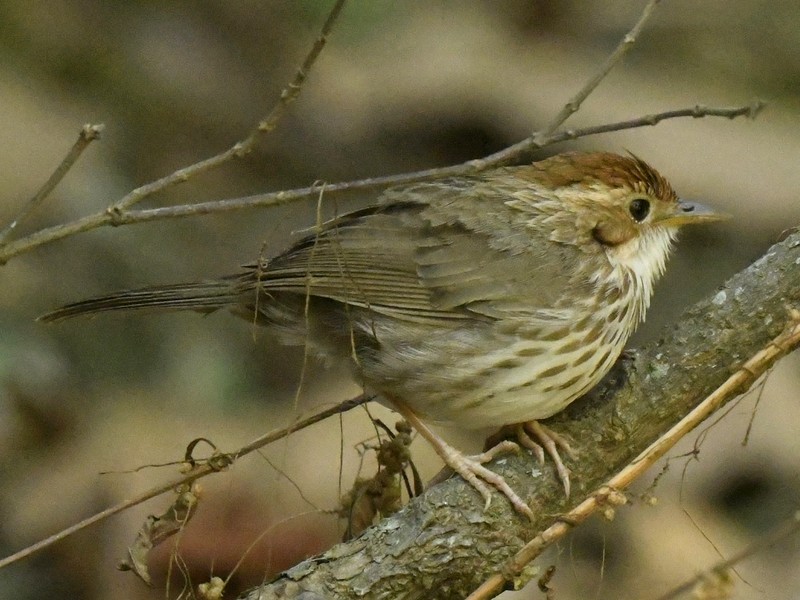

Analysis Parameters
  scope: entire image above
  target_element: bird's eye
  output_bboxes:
[629,198,650,222]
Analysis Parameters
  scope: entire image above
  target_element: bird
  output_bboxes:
[40,151,726,518]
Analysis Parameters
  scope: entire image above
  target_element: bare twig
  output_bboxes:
[536,0,662,140]
[0,0,346,266]
[466,312,800,600]
[0,123,104,244]
[109,0,347,215]
[653,510,800,600]
[468,101,763,169]
[0,393,370,571]
[247,0,348,140]
[0,103,761,266]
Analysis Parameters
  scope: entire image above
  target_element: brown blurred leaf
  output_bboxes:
[117,483,199,586]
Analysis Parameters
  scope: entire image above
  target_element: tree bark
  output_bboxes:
[240,230,800,600]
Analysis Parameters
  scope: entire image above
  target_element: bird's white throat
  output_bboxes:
[604,225,677,320]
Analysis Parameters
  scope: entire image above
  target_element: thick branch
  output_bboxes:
[240,231,800,600]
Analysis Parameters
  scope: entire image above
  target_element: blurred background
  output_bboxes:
[0,1,799,598]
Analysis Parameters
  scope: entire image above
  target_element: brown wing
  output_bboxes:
[241,204,451,322]
[240,174,579,323]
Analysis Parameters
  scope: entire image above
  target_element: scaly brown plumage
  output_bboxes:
[41,152,726,518]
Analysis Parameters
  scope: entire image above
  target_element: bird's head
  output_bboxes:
[513,151,728,280]
[523,151,725,241]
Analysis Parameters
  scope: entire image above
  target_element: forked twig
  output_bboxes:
[112,0,346,216]
[0,123,104,244]
[471,101,763,169]
[110,0,347,216]
[0,103,761,266]
[465,312,800,600]
[0,0,348,263]
[537,0,662,139]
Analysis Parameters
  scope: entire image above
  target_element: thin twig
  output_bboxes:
[0,393,370,571]
[652,510,800,600]
[0,124,104,244]
[0,102,761,266]
[536,0,662,140]
[0,1,349,266]
[249,0,347,138]
[471,101,764,169]
[466,312,800,600]
[109,0,347,215]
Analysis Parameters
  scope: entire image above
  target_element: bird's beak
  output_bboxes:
[659,199,730,227]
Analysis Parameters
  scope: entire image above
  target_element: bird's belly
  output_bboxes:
[422,363,605,428]
[363,324,625,429]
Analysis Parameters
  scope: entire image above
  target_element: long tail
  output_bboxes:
[38,280,241,322]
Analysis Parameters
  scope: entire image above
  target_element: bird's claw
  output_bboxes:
[516,421,575,497]
[444,443,533,519]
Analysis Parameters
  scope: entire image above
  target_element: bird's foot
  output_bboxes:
[439,439,533,519]
[391,399,533,519]
[514,421,575,497]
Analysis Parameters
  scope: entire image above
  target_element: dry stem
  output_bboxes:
[0,103,761,266]
[0,394,369,571]
[536,0,662,140]
[0,124,104,244]
[0,0,348,263]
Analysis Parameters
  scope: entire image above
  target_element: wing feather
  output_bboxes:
[238,175,579,323]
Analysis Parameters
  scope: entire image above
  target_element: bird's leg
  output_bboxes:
[390,399,533,520]
[516,421,576,497]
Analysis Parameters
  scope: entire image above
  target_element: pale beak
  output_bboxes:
[660,199,730,227]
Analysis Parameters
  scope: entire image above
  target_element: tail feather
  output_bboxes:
[38,281,240,322]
